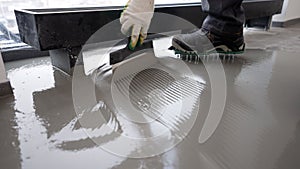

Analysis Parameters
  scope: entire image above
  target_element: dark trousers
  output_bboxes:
[201,0,245,36]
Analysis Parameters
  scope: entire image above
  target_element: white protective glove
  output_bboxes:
[120,0,155,50]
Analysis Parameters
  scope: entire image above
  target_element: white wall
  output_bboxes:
[0,52,8,84]
[273,0,300,22]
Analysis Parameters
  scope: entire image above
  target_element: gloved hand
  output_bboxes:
[120,0,155,50]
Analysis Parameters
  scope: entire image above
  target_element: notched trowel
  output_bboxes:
[110,35,168,72]
[110,37,153,65]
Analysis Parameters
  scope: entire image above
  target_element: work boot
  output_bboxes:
[171,28,245,57]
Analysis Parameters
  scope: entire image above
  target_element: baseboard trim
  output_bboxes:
[272,18,300,27]
[0,80,13,97]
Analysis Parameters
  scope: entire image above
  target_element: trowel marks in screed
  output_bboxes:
[77,49,206,158]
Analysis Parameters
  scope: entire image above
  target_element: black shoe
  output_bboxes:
[171,28,245,56]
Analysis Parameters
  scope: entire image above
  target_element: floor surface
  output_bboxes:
[1,24,300,169]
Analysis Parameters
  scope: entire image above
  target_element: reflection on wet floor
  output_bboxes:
[1,25,300,169]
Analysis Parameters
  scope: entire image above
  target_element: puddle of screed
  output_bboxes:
[1,26,300,169]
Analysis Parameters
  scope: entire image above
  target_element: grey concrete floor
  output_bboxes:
[1,24,300,169]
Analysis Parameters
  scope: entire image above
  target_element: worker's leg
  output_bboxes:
[201,0,245,36]
[171,0,245,55]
